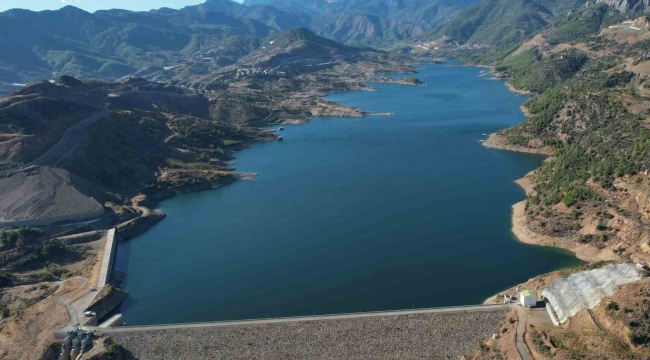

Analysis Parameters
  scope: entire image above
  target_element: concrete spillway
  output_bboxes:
[542,263,641,324]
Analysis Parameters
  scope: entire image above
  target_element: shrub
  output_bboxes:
[0,270,13,288]
[478,342,490,355]
[531,329,551,355]
[104,339,118,353]
[629,331,650,346]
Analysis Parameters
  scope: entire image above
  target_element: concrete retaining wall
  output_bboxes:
[87,286,128,321]
[97,229,116,289]
[99,314,124,328]
[80,229,121,325]
[0,207,105,228]
[546,303,560,326]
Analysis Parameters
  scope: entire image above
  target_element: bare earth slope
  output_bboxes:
[0,167,102,226]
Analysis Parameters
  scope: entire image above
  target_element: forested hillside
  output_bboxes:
[427,1,650,358]
[467,1,650,278]
[0,0,482,89]
[0,5,276,86]
[241,0,480,28]
[423,0,587,46]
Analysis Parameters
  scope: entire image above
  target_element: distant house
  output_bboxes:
[520,290,536,307]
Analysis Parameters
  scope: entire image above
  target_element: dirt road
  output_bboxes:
[28,104,109,167]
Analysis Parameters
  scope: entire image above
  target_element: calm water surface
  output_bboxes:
[115,64,581,325]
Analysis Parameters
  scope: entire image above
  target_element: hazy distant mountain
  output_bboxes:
[0,5,276,84]
[239,26,366,72]
[589,0,650,14]
[310,13,423,46]
[424,0,586,45]
[187,0,456,46]
[0,0,483,86]
[243,0,273,5]
[184,0,312,30]
[241,0,481,29]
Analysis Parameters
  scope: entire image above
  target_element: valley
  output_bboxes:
[1,0,650,359]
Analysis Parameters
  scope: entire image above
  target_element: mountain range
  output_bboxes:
[423,0,588,46]
[0,5,278,85]
[1,0,650,91]
[241,0,481,28]
[0,0,480,88]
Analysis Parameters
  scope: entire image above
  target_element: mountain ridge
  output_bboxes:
[0,5,278,89]
[589,0,650,14]
[244,0,481,29]
[422,0,587,46]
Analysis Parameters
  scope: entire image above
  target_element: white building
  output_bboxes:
[520,290,536,307]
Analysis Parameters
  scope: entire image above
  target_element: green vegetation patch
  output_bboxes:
[497,48,587,93]
[546,4,621,45]
[0,227,43,251]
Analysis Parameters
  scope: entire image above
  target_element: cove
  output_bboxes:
[114,64,582,325]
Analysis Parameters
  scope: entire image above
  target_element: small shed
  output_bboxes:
[520,290,536,307]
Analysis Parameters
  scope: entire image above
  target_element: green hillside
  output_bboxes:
[0,5,276,85]
[425,0,586,46]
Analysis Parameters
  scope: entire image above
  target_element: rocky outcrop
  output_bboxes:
[307,99,367,117]
[590,0,650,14]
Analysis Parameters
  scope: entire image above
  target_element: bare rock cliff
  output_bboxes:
[590,0,650,14]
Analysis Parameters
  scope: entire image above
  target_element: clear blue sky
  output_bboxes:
[0,0,244,13]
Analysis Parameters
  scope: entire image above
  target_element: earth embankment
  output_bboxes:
[0,166,103,227]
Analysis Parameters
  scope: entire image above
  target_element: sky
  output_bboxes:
[0,0,244,13]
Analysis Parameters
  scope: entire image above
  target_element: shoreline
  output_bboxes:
[491,78,611,263]
[509,180,620,265]
[126,67,426,222]
[112,64,584,322]
[481,76,623,304]
[134,68,428,209]
[482,133,554,155]
[107,65,425,324]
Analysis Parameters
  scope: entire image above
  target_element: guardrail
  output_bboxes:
[91,303,512,333]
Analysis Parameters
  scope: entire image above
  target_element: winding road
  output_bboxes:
[56,276,90,328]
[28,103,109,167]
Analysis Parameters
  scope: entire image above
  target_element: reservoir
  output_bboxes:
[114,64,581,325]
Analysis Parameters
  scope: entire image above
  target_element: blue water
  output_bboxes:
[114,64,581,325]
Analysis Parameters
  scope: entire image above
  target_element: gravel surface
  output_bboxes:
[0,167,102,222]
[109,308,508,359]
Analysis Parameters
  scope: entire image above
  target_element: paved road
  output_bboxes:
[57,276,91,330]
[513,306,533,360]
[28,104,109,167]
[92,304,512,333]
